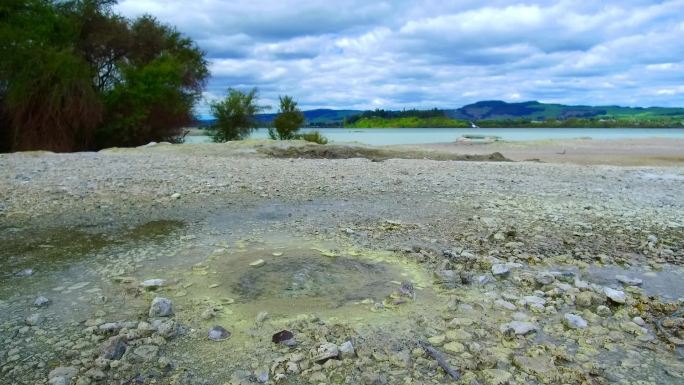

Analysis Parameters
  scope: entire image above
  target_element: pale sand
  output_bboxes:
[397,137,684,166]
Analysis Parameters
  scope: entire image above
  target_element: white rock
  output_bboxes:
[564,313,588,329]
[522,296,547,307]
[25,313,44,326]
[33,296,50,307]
[632,316,646,326]
[339,341,355,359]
[535,272,555,285]
[604,287,626,304]
[616,275,642,286]
[500,321,538,335]
[250,259,265,267]
[491,264,510,276]
[313,342,339,363]
[171,193,181,199]
[149,297,174,317]
[141,279,166,289]
[494,299,517,310]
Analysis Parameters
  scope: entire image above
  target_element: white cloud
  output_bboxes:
[115,0,684,112]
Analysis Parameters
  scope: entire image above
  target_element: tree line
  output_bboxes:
[1,1,319,153]
[0,0,209,152]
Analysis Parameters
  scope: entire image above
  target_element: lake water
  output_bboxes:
[185,127,684,146]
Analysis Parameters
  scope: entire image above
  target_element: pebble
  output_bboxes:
[339,341,355,359]
[442,341,465,353]
[25,313,44,326]
[427,335,445,346]
[313,342,339,363]
[16,268,34,277]
[208,326,231,341]
[171,193,181,199]
[535,272,555,285]
[604,287,626,304]
[500,321,538,335]
[149,297,174,317]
[100,336,127,360]
[33,296,50,307]
[250,259,265,267]
[491,264,510,276]
[141,279,166,289]
[255,311,269,323]
[616,275,643,286]
[564,313,588,329]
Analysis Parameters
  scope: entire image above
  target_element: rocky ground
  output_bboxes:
[1,140,683,385]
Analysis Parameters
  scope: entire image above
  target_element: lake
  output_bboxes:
[185,127,684,146]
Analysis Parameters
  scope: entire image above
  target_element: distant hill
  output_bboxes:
[255,109,361,125]
[194,101,684,128]
[445,100,684,121]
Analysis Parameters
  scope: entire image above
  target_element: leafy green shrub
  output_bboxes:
[210,88,264,142]
[297,131,328,144]
[269,95,304,140]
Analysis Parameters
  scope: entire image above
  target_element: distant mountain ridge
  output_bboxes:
[446,100,684,121]
[195,101,684,126]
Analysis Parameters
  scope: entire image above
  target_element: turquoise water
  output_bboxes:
[186,127,684,146]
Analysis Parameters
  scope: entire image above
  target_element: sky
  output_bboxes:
[115,0,684,114]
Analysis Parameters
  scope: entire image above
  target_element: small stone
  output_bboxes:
[157,319,179,339]
[49,367,78,381]
[208,326,231,341]
[255,311,268,323]
[101,336,127,360]
[149,297,174,317]
[313,342,339,363]
[575,291,594,307]
[522,296,546,307]
[141,279,166,290]
[132,345,159,362]
[201,308,217,320]
[427,335,446,346]
[85,368,105,380]
[596,305,612,317]
[535,272,555,285]
[604,287,626,304]
[339,341,355,359]
[494,299,516,310]
[482,369,512,385]
[99,322,122,332]
[647,234,658,243]
[286,361,299,374]
[632,316,646,326]
[442,341,465,354]
[449,317,474,327]
[170,193,181,199]
[249,259,265,267]
[256,370,269,383]
[33,296,50,307]
[25,313,44,326]
[616,275,642,286]
[500,321,538,335]
[513,355,558,377]
[16,268,34,277]
[491,264,510,276]
[564,313,588,329]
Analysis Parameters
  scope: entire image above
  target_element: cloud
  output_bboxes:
[115,0,684,112]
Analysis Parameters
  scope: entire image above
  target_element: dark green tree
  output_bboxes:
[0,0,208,152]
[210,88,263,142]
[269,95,304,140]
